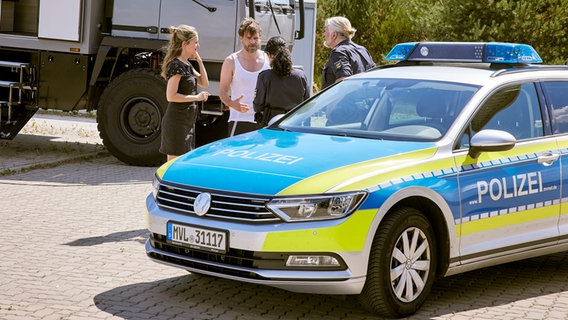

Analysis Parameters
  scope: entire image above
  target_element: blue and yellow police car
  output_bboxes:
[146,42,568,318]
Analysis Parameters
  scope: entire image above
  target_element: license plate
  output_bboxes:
[167,222,227,253]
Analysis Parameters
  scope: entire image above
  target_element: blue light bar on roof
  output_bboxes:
[385,42,543,64]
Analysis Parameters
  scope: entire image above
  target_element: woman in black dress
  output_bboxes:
[160,25,210,162]
[253,36,310,127]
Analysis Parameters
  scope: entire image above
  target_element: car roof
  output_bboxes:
[346,42,568,86]
[349,63,568,87]
[358,65,495,86]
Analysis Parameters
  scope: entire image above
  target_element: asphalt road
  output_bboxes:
[1,114,568,320]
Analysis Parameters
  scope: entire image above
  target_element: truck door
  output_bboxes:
[456,82,561,263]
[38,0,81,41]
[158,0,238,62]
[112,0,161,39]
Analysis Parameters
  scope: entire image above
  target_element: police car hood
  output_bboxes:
[161,129,437,195]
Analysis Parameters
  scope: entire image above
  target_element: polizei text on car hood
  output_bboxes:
[159,129,438,195]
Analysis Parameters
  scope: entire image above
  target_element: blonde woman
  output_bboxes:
[160,24,210,162]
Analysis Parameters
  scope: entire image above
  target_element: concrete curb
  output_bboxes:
[1,114,108,175]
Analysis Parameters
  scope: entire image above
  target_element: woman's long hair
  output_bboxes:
[160,25,197,79]
[265,36,292,77]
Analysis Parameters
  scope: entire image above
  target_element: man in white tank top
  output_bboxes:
[219,18,270,136]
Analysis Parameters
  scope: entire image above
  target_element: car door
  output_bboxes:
[455,82,561,264]
[541,81,568,238]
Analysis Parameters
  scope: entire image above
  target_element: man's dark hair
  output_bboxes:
[238,17,262,37]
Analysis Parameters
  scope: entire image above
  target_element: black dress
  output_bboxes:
[160,59,199,156]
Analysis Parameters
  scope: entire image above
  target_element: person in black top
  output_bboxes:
[253,36,310,127]
[321,16,376,89]
[321,16,376,125]
[160,25,210,162]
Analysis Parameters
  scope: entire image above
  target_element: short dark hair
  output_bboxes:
[238,17,262,37]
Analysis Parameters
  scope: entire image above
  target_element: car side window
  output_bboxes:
[459,83,543,148]
[542,81,568,134]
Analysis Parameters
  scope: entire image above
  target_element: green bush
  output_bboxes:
[425,0,568,64]
[314,0,424,90]
[312,0,568,90]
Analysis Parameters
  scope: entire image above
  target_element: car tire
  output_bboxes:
[358,207,437,318]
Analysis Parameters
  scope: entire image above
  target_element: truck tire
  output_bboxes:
[358,207,436,318]
[97,68,166,166]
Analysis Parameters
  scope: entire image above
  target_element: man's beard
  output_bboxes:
[245,44,258,53]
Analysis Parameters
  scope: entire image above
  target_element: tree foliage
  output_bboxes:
[312,0,568,89]
[314,0,424,90]
[425,0,568,64]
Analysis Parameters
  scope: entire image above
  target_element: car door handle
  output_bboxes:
[537,152,560,166]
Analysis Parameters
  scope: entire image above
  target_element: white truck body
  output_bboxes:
[0,0,313,165]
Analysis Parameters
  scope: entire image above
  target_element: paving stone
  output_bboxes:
[1,114,568,319]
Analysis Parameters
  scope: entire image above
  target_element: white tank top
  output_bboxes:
[229,51,270,123]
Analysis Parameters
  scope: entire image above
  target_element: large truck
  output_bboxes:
[0,0,310,166]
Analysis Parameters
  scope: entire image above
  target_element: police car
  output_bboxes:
[146,42,568,318]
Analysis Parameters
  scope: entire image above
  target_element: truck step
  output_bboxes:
[0,80,18,88]
[0,105,37,140]
[0,61,30,69]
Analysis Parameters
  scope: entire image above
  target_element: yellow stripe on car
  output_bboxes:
[262,209,376,251]
[278,148,439,195]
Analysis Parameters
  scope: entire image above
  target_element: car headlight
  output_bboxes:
[267,192,367,222]
[152,175,161,199]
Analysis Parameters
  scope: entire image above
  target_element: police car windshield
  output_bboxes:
[278,78,479,141]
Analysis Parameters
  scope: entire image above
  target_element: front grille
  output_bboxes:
[156,181,281,223]
[149,233,288,279]
[149,234,346,279]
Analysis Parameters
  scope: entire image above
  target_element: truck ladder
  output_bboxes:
[0,61,37,139]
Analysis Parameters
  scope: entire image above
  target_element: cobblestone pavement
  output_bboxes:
[1,115,568,320]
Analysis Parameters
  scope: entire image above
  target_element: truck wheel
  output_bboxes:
[97,68,166,166]
[358,207,436,318]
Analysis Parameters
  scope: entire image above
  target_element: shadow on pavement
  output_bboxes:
[93,252,568,320]
[0,156,157,186]
[93,273,379,320]
[64,229,149,247]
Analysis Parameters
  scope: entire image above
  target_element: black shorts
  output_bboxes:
[228,121,257,136]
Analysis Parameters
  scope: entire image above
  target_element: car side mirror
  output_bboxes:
[468,129,516,159]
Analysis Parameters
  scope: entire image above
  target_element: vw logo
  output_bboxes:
[194,192,211,216]
[420,46,429,57]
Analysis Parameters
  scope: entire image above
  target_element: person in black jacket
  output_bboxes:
[321,16,376,89]
[321,16,376,125]
[253,36,310,127]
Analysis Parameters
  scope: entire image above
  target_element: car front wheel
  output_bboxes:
[358,207,437,318]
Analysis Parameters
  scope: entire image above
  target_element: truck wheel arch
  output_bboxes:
[97,68,166,166]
